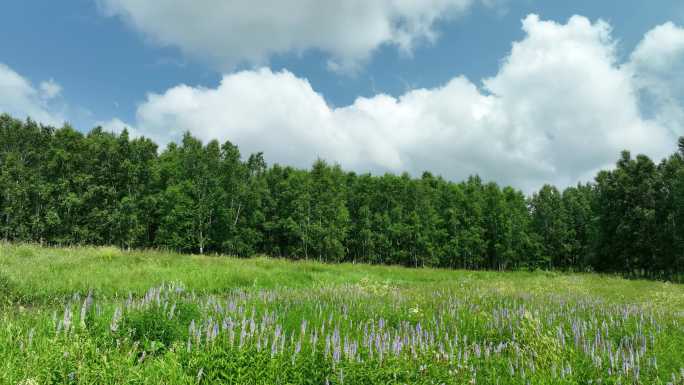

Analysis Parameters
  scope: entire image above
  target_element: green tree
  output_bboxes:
[307,159,349,262]
[594,152,660,274]
[561,184,597,270]
[529,185,569,269]
[156,134,223,254]
[4,113,684,278]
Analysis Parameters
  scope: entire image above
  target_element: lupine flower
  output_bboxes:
[110,306,122,333]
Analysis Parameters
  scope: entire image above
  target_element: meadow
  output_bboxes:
[1,243,684,384]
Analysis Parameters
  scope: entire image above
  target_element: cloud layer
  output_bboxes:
[113,15,683,192]
[98,0,478,71]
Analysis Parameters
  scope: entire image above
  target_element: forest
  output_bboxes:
[1,113,683,277]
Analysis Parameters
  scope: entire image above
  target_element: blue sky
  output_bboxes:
[1,1,684,191]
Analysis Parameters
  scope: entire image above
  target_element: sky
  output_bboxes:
[1,1,684,192]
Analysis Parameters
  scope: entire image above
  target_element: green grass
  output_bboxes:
[1,242,684,384]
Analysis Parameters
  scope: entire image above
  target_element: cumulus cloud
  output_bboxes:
[629,22,684,136]
[114,15,682,192]
[39,79,62,100]
[96,117,142,138]
[0,63,64,126]
[98,0,478,72]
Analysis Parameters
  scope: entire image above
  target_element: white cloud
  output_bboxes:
[98,0,478,72]
[112,15,682,192]
[629,22,684,136]
[479,15,673,185]
[39,79,62,100]
[96,117,141,138]
[0,63,64,126]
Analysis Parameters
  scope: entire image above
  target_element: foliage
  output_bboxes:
[1,114,684,278]
[1,244,684,384]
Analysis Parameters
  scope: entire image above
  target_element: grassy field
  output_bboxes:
[1,243,684,384]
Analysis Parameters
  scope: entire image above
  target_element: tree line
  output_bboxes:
[1,114,683,278]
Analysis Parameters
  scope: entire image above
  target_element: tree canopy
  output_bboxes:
[1,114,683,278]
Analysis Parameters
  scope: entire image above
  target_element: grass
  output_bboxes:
[1,242,684,384]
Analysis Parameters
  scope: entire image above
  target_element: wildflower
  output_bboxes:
[110,307,122,333]
[27,328,34,348]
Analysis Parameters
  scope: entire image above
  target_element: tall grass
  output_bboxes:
[1,243,683,384]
